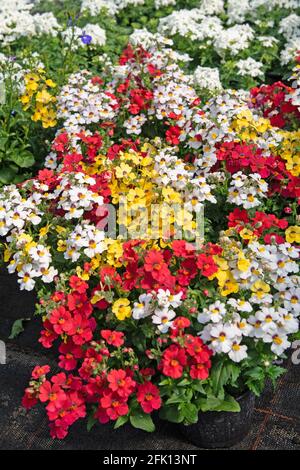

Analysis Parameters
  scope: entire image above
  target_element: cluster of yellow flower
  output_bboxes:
[20,70,57,128]
[278,129,300,177]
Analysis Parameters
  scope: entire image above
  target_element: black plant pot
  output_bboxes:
[180,391,255,448]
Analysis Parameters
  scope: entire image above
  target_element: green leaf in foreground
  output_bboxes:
[130,412,155,432]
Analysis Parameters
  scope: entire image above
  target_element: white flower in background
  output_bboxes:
[155,0,176,9]
[257,36,279,48]
[197,0,224,16]
[214,24,254,56]
[62,24,106,49]
[228,340,248,362]
[129,29,173,49]
[227,0,251,24]
[236,58,264,78]
[279,14,300,40]
[198,300,227,324]
[193,66,223,91]
[280,37,300,65]
[132,293,153,320]
[81,0,118,16]
[152,307,176,333]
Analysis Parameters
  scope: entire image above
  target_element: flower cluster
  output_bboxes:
[20,70,57,128]
[0,2,299,440]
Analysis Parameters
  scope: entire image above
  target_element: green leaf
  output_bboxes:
[87,414,97,432]
[180,402,198,424]
[130,412,155,433]
[114,415,129,429]
[212,395,241,412]
[159,405,184,423]
[0,166,16,183]
[267,365,286,386]
[9,318,29,339]
[9,150,35,168]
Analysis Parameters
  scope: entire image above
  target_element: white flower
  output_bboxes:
[264,333,291,356]
[156,289,182,308]
[228,298,253,313]
[236,58,264,78]
[132,293,153,320]
[209,323,237,353]
[40,266,58,283]
[228,340,248,362]
[198,300,226,324]
[17,264,36,291]
[193,66,222,91]
[152,307,176,333]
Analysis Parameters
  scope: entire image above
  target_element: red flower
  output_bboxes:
[184,335,212,363]
[39,381,66,405]
[172,317,191,331]
[166,125,181,145]
[49,422,69,439]
[197,254,218,277]
[171,240,195,258]
[31,365,50,379]
[39,320,58,348]
[67,292,92,317]
[159,345,187,379]
[190,362,210,380]
[49,306,72,335]
[144,250,165,273]
[140,368,155,379]
[99,391,129,421]
[58,340,83,371]
[69,275,88,294]
[64,314,95,345]
[107,369,136,398]
[137,382,161,413]
[101,330,124,347]
[22,388,38,409]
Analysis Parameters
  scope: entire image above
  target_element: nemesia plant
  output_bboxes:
[0,42,299,439]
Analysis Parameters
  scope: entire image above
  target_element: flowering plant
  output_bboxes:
[0,41,299,439]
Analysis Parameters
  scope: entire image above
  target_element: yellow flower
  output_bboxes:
[239,228,256,241]
[57,240,67,252]
[45,79,56,88]
[76,266,90,281]
[4,246,12,263]
[285,226,300,244]
[36,89,53,104]
[237,255,250,272]
[217,270,239,296]
[112,298,131,320]
[91,291,104,305]
[39,225,50,237]
[115,162,135,180]
[251,280,270,299]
